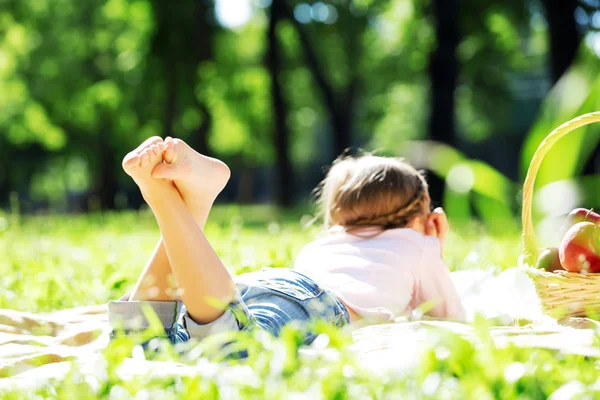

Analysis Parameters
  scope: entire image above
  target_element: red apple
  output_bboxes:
[535,247,564,272]
[564,208,600,229]
[559,222,600,273]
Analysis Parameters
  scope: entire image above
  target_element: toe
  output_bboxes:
[150,144,161,157]
[152,162,189,180]
[164,141,175,163]
[122,152,141,170]
[134,136,163,155]
[140,150,151,168]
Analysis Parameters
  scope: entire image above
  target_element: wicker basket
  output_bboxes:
[520,112,600,319]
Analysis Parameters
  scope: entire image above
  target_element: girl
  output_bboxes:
[108,137,465,345]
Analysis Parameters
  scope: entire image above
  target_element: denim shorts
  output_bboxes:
[108,269,350,345]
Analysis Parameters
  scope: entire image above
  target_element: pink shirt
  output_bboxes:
[294,227,466,323]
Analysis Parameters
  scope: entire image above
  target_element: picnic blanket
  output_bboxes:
[1,269,598,391]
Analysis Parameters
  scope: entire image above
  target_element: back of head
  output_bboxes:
[317,154,428,230]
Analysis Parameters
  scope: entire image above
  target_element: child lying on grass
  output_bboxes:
[108,137,465,344]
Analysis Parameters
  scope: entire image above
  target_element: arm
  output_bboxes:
[425,207,449,257]
[414,239,466,321]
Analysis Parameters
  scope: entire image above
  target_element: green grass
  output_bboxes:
[1,206,598,399]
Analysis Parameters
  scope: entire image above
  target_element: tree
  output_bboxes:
[147,0,215,153]
[281,1,378,160]
[0,0,157,209]
[2,0,596,210]
[426,0,460,203]
[267,2,293,207]
[539,0,600,175]
[541,0,581,84]
[193,0,214,155]
[427,0,460,147]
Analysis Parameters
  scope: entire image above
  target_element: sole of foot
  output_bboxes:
[122,137,172,201]
[151,137,230,213]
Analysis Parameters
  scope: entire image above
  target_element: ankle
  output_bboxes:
[182,198,215,222]
[141,184,178,208]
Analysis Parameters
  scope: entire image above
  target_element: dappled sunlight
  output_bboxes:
[216,0,252,29]
[536,216,570,248]
[534,179,581,217]
[0,0,600,397]
[446,164,475,194]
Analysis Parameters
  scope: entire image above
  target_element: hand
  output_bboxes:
[425,207,449,255]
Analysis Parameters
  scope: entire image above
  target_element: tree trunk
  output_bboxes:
[97,131,117,210]
[193,0,213,155]
[236,165,255,203]
[163,56,177,139]
[195,104,211,155]
[541,0,581,84]
[149,0,178,139]
[427,0,460,204]
[268,1,293,207]
[282,3,351,159]
[328,80,357,158]
[541,0,594,175]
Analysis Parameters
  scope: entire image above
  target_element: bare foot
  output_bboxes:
[151,137,230,224]
[122,137,173,202]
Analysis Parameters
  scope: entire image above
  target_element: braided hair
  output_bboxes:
[317,154,429,231]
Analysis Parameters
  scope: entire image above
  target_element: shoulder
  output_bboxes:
[418,236,447,276]
[298,226,359,250]
[294,226,369,270]
[421,235,442,254]
[379,228,434,249]
[297,230,344,253]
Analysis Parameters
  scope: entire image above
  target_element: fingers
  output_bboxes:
[431,207,449,241]
[425,214,438,238]
[429,207,449,255]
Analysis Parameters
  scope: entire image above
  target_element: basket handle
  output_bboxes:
[521,112,600,267]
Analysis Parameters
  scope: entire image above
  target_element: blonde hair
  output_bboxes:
[317,154,429,230]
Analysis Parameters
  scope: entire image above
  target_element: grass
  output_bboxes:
[1,205,599,399]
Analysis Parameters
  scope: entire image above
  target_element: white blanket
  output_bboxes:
[452,268,547,322]
[0,269,593,392]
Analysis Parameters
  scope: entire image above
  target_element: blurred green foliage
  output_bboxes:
[0,0,598,219]
[521,51,600,186]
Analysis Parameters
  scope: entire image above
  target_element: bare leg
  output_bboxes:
[124,140,235,324]
[129,239,175,301]
[129,138,230,301]
[116,137,172,301]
